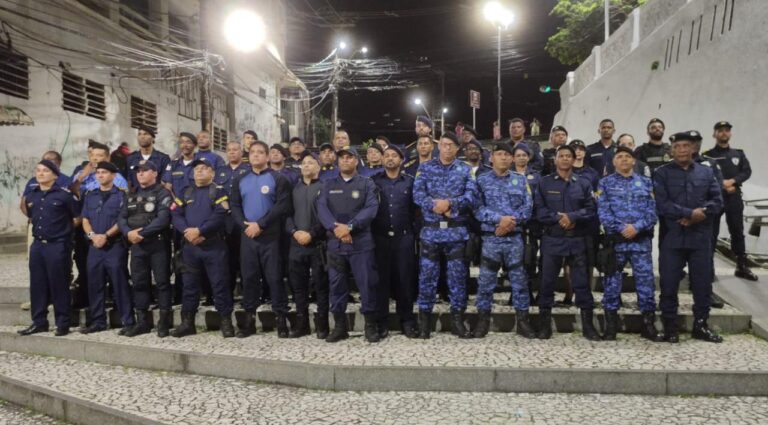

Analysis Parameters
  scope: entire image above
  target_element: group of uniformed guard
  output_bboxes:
[18,115,757,344]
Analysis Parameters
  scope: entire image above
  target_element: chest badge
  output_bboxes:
[732,157,740,166]
[144,202,155,212]
[634,181,642,187]
[261,185,270,194]
[512,178,519,186]
[351,190,360,199]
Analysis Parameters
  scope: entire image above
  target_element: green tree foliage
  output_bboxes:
[546,0,647,66]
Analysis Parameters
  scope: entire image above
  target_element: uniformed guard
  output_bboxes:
[512,143,542,299]
[170,158,234,338]
[704,121,758,281]
[360,144,385,178]
[585,119,616,175]
[18,160,79,337]
[286,137,306,171]
[534,145,601,341]
[162,132,198,196]
[215,141,251,296]
[242,130,259,156]
[541,126,568,176]
[317,146,381,343]
[404,135,436,177]
[372,145,418,338]
[125,125,170,192]
[21,151,72,217]
[270,143,300,186]
[654,131,724,343]
[507,118,543,171]
[474,143,534,338]
[194,130,225,170]
[597,147,661,341]
[634,118,670,173]
[230,141,292,338]
[286,152,329,338]
[464,139,491,178]
[118,161,174,337]
[332,129,352,151]
[80,162,134,334]
[413,132,478,339]
[318,143,339,182]
[604,134,652,178]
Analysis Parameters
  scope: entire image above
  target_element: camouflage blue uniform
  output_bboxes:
[474,171,532,311]
[413,158,478,312]
[597,173,658,312]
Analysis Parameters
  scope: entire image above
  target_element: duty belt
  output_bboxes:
[481,231,521,237]
[33,236,67,244]
[544,226,586,238]
[423,220,466,229]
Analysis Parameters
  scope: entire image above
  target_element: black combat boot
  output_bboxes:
[289,310,311,338]
[276,313,289,338]
[325,313,349,343]
[580,309,602,341]
[170,312,196,338]
[123,309,153,337]
[418,311,432,339]
[377,314,389,340]
[402,321,419,338]
[118,311,135,336]
[450,310,472,339]
[735,256,759,281]
[236,312,256,338]
[220,314,235,338]
[602,310,619,341]
[156,310,172,338]
[662,317,679,343]
[692,318,723,343]
[640,311,663,342]
[537,308,553,340]
[515,310,536,339]
[364,314,381,343]
[472,310,491,338]
[315,312,329,339]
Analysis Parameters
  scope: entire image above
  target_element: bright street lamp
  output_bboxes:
[361,46,368,54]
[484,2,514,133]
[338,41,348,50]
[414,98,422,105]
[223,10,266,53]
[442,107,448,114]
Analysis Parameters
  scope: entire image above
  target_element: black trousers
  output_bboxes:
[288,242,329,315]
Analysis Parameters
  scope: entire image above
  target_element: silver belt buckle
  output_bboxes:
[439,221,448,229]
[387,231,395,236]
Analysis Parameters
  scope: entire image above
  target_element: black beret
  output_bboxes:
[189,158,215,169]
[714,121,732,130]
[647,118,665,128]
[243,130,259,139]
[299,150,320,164]
[492,143,514,155]
[551,125,568,135]
[319,143,334,151]
[180,132,197,144]
[440,131,460,146]
[138,125,155,138]
[416,115,434,129]
[96,161,118,173]
[614,146,636,158]
[367,144,384,155]
[462,125,479,138]
[38,159,61,176]
[669,130,703,143]
[289,136,305,145]
[467,139,483,150]
[385,145,405,159]
[270,144,290,158]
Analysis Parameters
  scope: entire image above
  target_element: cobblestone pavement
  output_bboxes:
[0,399,63,425]
[4,325,767,371]
[0,351,766,425]
[0,254,27,289]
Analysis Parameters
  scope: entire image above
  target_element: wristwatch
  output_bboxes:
[87,232,95,239]
[347,223,354,233]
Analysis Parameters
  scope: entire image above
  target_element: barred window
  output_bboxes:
[62,72,106,120]
[0,47,29,99]
[130,95,157,131]
[213,127,228,152]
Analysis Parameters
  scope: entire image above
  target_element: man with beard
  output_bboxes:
[635,118,670,173]
[404,135,436,177]
[585,119,616,175]
[125,125,171,191]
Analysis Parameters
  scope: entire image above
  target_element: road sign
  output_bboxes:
[469,90,481,109]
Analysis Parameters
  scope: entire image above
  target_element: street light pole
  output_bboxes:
[496,25,502,132]
[604,0,610,41]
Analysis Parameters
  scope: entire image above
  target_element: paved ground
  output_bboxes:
[0,255,27,289]
[3,324,766,371]
[0,351,766,425]
[0,399,63,425]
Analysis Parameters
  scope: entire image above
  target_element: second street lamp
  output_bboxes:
[484,2,514,132]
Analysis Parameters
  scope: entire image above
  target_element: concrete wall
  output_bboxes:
[555,0,768,200]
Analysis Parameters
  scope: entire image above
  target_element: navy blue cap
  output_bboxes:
[299,150,320,164]
[136,160,158,172]
[441,131,460,146]
[462,125,479,138]
[669,130,703,143]
[714,121,732,130]
[367,144,384,154]
[569,139,586,150]
[180,132,197,145]
[467,139,483,150]
[614,146,636,158]
[385,145,405,159]
[416,115,434,129]
[96,161,118,173]
[270,143,289,158]
[551,125,568,135]
[493,143,515,155]
[189,158,215,169]
[38,159,60,176]
[319,143,334,151]
[511,142,531,156]
[337,146,359,158]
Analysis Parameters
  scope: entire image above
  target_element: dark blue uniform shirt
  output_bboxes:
[25,184,80,241]
[195,150,225,171]
[229,168,291,240]
[125,149,171,191]
[171,184,228,237]
[653,161,724,249]
[214,163,250,195]
[372,172,416,236]
[162,157,195,195]
[534,172,596,255]
[586,140,615,175]
[82,186,126,233]
[317,174,379,253]
[23,174,72,196]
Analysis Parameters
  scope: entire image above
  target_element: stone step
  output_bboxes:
[0,287,28,304]
[1,328,767,397]
[1,350,767,424]
[0,291,752,334]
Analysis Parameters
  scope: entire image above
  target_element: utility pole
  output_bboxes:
[604,0,610,41]
[496,25,502,131]
[199,0,212,132]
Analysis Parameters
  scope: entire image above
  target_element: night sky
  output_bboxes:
[286,0,572,145]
